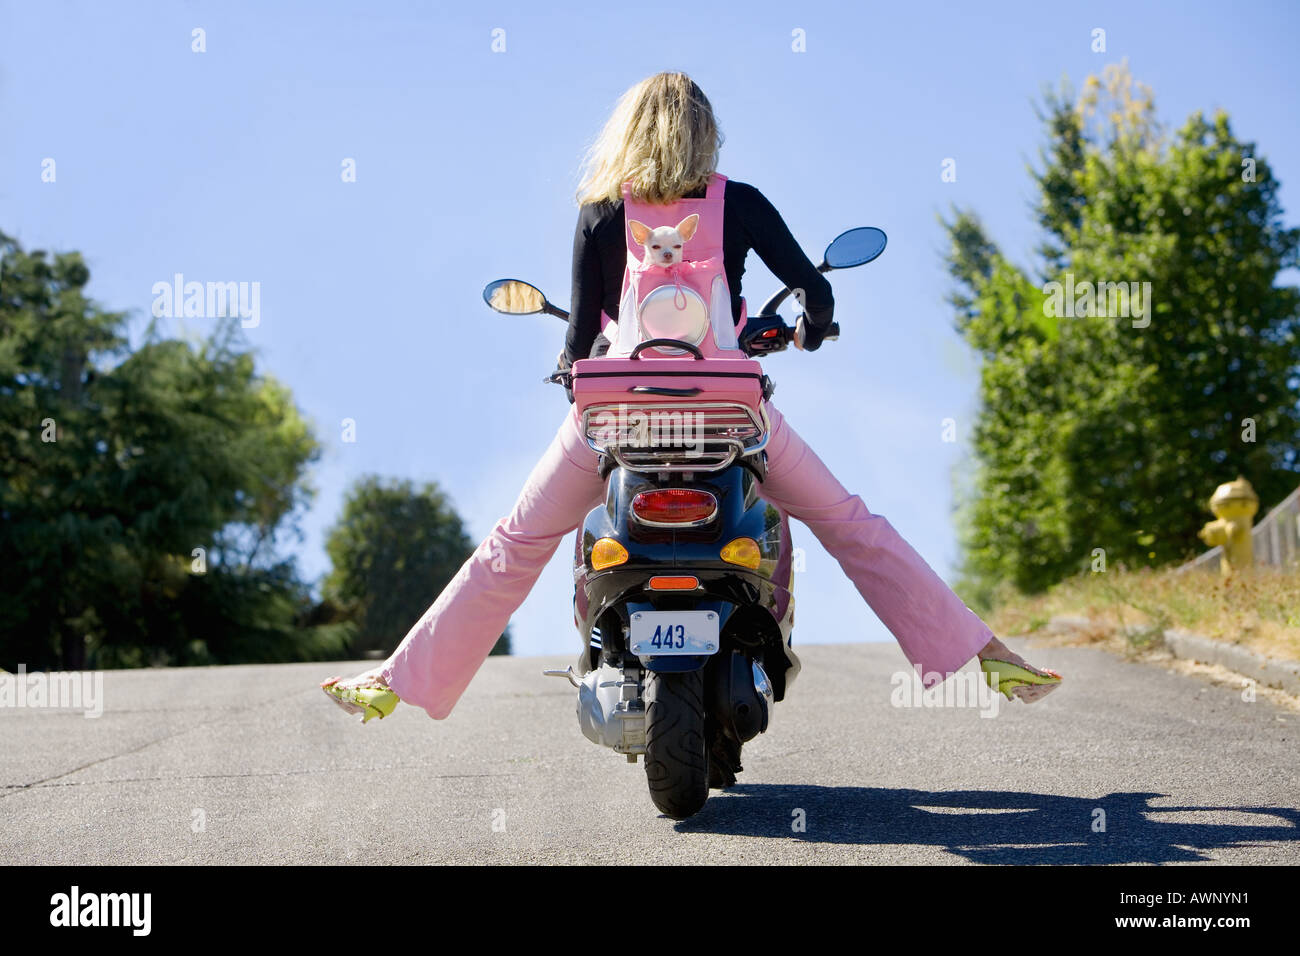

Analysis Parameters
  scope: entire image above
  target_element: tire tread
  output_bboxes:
[643,669,709,819]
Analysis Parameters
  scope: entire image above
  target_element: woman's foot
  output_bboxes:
[320,667,400,723]
[977,636,1062,703]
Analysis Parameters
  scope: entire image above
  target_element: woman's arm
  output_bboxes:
[565,203,610,366]
[735,182,835,340]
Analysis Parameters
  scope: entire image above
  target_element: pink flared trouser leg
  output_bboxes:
[756,404,993,686]
[383,403,993,720]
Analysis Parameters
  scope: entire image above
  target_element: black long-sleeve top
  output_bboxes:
[565,179,834,364]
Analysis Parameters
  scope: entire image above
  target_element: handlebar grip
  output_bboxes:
[790,319,841,348]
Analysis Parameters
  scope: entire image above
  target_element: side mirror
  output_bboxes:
[822,227,887,270]
[483,279,548,315]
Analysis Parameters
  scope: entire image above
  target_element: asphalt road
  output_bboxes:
[2,641,1297,864]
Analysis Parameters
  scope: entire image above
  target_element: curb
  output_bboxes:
[1040,615,1300,696]
[1162,628,1300,696]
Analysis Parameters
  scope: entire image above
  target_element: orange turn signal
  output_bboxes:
[648,575,699,590]
[720,537,761,569]
[590,537,629,571]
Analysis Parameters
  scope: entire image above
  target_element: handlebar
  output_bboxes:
[758,262,835,315]
[814,321,841,340]
[738,313,838,356]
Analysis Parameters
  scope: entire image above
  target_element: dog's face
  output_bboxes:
[628,214,699,267]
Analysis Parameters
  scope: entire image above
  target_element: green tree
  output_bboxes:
[944,64,1300,603]
[323,475,510,656]
[0,232,347,667]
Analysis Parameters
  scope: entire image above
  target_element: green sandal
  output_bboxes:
[321,675,400,723]
[980,658,1063,702]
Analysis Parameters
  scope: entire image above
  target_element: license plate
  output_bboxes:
[629,610,720,657]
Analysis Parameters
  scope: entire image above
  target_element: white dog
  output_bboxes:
[627,214,699,268]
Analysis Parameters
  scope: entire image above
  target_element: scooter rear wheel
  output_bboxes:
[643,669,710,819]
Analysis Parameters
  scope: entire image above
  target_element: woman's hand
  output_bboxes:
[554,351,575,404]
[793,315,827,352]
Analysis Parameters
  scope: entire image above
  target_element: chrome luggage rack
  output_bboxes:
[581,401,771,474]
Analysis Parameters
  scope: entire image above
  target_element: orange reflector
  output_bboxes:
[720,537,761,569]
[648,575,699,590]
[590,537,629,571]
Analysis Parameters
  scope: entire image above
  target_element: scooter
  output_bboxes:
[482,226,886,819]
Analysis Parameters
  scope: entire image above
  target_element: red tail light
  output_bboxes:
[630,489,718,526]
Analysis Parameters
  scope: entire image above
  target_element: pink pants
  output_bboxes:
[382,402,993,719]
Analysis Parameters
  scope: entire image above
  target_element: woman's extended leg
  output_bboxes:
[757,402,1059,695]
[327,406,605,721]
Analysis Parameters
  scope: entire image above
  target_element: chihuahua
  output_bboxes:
[628,214,699,268]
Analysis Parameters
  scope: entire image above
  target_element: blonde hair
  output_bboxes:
[575,72,722,206]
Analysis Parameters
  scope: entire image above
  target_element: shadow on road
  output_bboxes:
[675,786,1300,863]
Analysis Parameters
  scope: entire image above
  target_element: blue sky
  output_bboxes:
[3,0,1297,657]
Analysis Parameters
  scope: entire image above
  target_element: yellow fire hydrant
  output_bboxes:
[1197,476,1258,576]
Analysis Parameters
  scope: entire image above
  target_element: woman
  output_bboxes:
[322,72,1061,732]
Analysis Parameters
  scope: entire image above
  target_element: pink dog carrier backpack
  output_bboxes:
[605,172,739,359]
[571,173,772,473]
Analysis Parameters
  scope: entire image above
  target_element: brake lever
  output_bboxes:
[543,368,576,404]
[544,348,573,386]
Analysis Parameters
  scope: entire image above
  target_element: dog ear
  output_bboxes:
[675,214,700,242]
[628,219,650,246]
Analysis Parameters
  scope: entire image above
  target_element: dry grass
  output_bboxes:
[987,564,1300,663]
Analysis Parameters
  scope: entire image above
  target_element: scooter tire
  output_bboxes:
[643,669,710,819]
